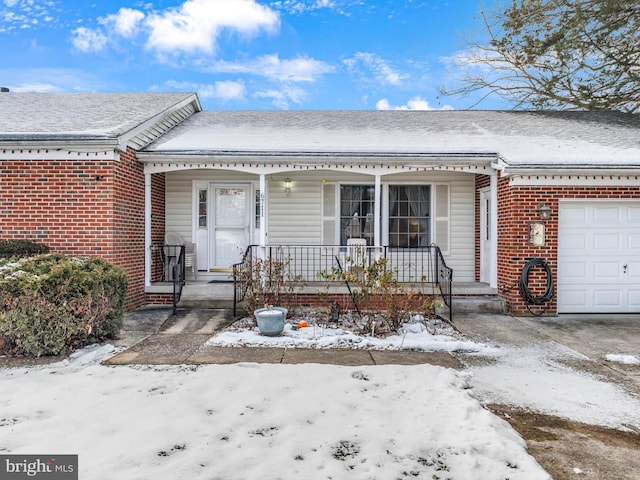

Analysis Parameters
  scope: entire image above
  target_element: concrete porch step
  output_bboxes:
[178,282,235,309]
[450,296,506,315]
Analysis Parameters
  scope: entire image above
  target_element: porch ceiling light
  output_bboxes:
[537,202,552,220]
[284,177,292,195]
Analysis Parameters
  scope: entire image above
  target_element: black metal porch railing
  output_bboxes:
[232,244,453,321]
[160,244,185,314]
[433,244,453,322]
[232,245,253,317]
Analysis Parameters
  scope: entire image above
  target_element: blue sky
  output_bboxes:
[0,0,508,110]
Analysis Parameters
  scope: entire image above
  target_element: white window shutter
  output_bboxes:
[434,184,450,255]
[322,183,336,244]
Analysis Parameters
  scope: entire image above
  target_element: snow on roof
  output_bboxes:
[0,92,199,142]
[144,110,640,166]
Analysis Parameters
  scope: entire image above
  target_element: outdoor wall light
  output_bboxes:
[537,202,552,220]
[284,177,292,195]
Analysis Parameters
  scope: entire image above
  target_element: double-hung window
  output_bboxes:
[388,185,431,248]
[340,185,375,245]
[324,182,446,252]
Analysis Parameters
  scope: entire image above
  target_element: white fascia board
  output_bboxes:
[115,94,201,152]
[509,171,640,186]
[0,141,119,160]
[503,165,640,176]
[138,151,498,174]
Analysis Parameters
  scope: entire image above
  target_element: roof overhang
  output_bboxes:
[137,150,500,175]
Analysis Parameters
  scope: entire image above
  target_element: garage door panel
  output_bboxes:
[559,205,587,225]
[593,262,621,278]
[628,206,640,222]
[593,206,622,224]
[593,289,622,307]
[629,234,640,250]
[558,201,640,313]
[593,233,622,251]
[559,261,587,280]
[559,288,589,309]
[562,232,587,250]
[629,289,640,308]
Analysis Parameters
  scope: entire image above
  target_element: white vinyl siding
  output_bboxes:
[164,170,476,282]
[268,178,323,244]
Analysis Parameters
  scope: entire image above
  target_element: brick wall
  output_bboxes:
[0,149,153,311]
[112,148,146,309]
[496,180,640,315]
[0,156,115,255]
[150,172,166,283]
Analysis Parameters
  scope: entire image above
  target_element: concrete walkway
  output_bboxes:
[104,306,462,369]
[104,306,640,405]
[453,312,640,393]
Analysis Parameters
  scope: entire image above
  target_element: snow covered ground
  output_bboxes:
[2,314,639,479]
[0,344,550,480]
[206,316,489,353]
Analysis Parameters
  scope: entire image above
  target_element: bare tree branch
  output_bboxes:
[441,0,640,113]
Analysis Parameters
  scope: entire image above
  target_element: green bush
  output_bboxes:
[0,254,128,357]
[0,239,49,259]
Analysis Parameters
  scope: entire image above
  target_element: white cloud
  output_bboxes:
[166,79,246,100]
[209,54,334,82]
[70,26,108,53]
[270,0,337,14]
[344,52,408,86]
[376,96,454,111]
[0,67,106,92]
[1,0,56,31]
[69,1,279,57]
[99,7,145,38]
[254,84,307,109]
[9,82,59,92]
[145,0,279,54]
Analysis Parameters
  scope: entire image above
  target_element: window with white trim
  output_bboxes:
[197,188,207,228]
[326,182,449,252]
[340,185,375,245]
[388,185,431,248]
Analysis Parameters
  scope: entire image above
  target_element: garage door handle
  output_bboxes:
[623,264,628,274]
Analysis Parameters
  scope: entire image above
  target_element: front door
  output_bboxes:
[480,188,491,283]
[210,185,250,269]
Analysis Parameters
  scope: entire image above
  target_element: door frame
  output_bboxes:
[209,183,252,270]
[192,181,253,273]
[479,187,492,284]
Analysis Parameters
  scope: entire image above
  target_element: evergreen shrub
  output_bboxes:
[0,239,49,259]
[0,254,128,357]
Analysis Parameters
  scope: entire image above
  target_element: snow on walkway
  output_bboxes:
[464,341,640,431]
[0,344,550,480]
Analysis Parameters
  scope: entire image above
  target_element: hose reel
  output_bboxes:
[518,257,554,315]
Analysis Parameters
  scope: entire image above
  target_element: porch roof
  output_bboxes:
[142,110,640,169]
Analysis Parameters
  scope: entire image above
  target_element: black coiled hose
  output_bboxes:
[518,257,554,306]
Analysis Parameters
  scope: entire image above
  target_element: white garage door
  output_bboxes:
[558,202,640,313]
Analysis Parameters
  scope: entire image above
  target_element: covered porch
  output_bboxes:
[140,160,501,318]
[136,110,502,313]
